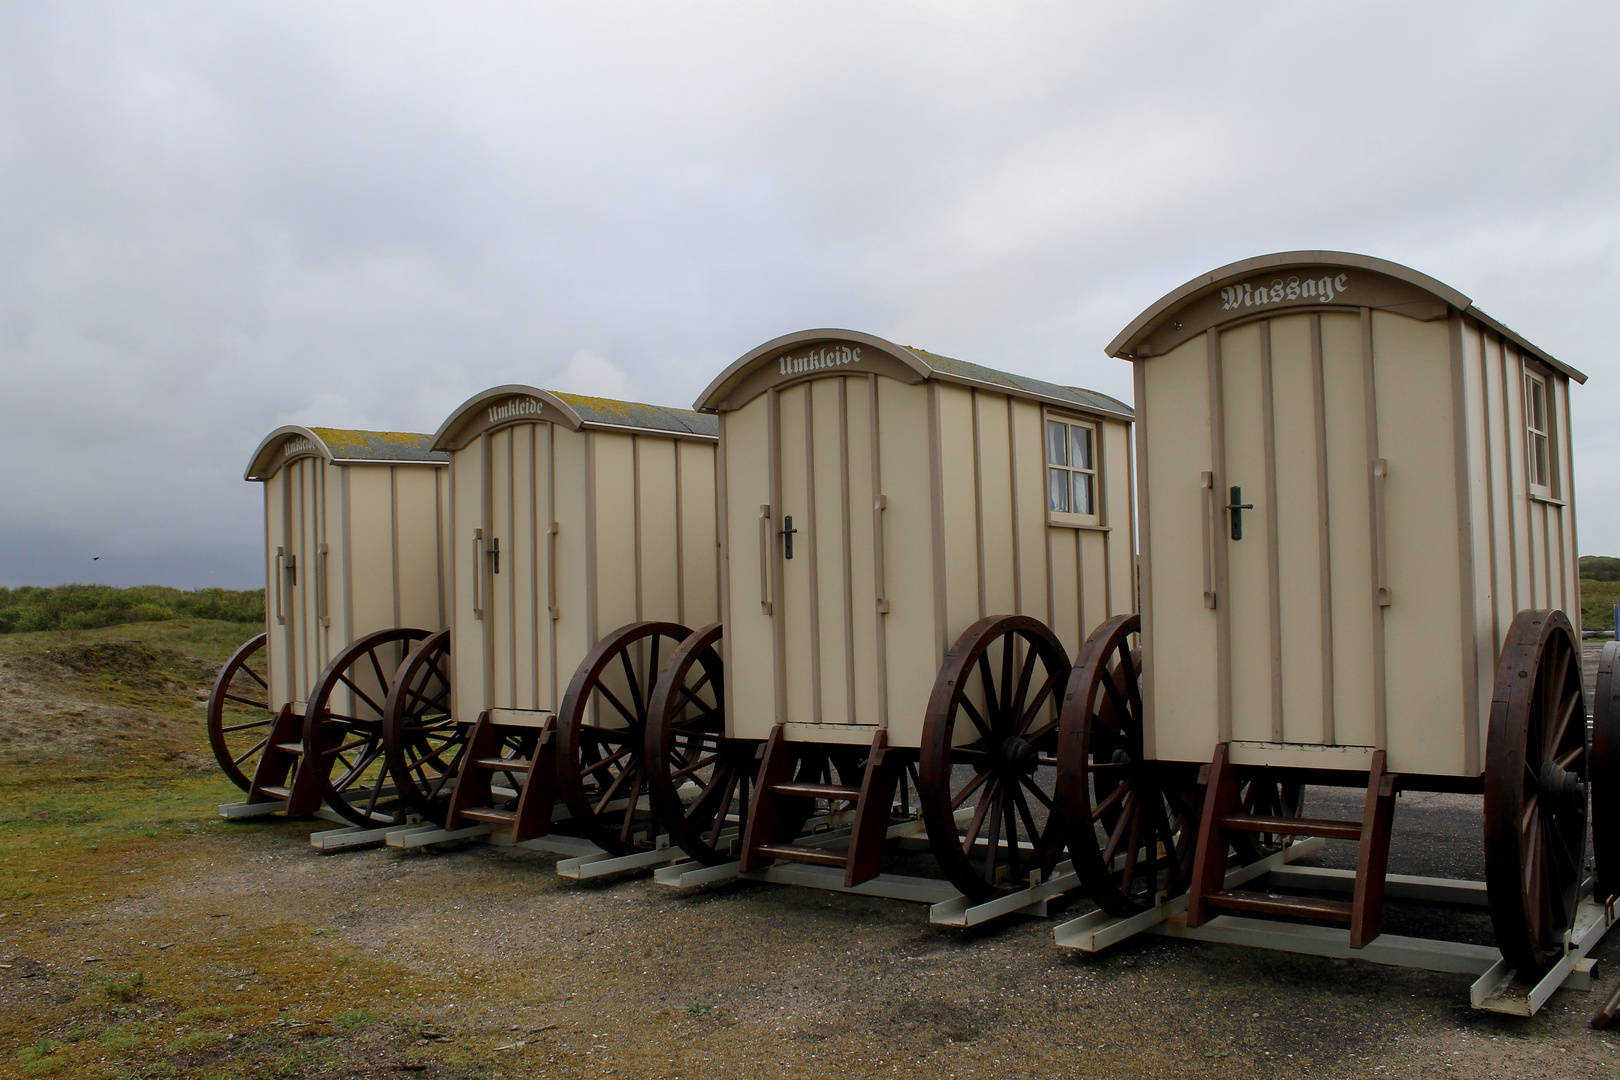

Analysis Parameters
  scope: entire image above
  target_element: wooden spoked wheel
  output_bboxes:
[1056,614,1202,917]
[644,623,762,865]
[1485,609,1589,977]
[381,630,470,827]
[304,627,433,827]
[207,633,275,792]
[556,621,691,855]
[919,615,1072,901]
[1230,775,1306,861]
[1593,641,1620,903]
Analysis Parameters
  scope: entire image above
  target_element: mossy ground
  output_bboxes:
[0,621,1613,1079]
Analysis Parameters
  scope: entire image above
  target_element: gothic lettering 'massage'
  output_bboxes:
[778,344,863,376]
[1220,272,1351,312]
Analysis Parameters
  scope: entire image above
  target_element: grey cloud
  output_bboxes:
[1,2,1617,588]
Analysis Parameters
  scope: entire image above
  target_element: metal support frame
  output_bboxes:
[1054,840,1612,1016]
[653,815,1078,928]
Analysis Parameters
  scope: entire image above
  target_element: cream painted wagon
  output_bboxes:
[403,386,721,857]
[1052,252,1604,1009]
[640,330,1136,902]
[208,427,450,827]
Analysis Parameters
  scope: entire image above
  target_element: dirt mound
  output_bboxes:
[15,642,219,693]
[0,643,217,768]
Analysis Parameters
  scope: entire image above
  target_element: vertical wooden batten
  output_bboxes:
[1206,327,1233,743]
[1359,308,1388,751]
[1259,320,1285,743]
[1449,312,1482,776]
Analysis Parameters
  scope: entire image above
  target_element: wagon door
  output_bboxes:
[280,456,327,707]
[772,376,884,729]
[481,423,555,717]
[1215,313,1378,749]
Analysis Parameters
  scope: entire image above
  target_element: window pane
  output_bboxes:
[1073,472,1095,516]
[1045,421,1067,466]
[1527,376,1547,432]
[1071,425,1093,470]
[1047,468,1070,513]
[1532,432,1550,488]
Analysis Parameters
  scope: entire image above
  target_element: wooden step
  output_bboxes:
[257,785,293,800]
[1203,888,1354,923]
[273,742,305,756]
[769,782,861,802]
[752,842,848,868]
[1217,814,1363,841]
[459,807,517,825]
[473,757,530,772]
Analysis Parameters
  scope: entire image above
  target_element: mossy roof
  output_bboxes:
[548,392,718,437]
[904,348,1134,418]
[306,428,448,463]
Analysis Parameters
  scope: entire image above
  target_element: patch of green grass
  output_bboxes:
[684,1002,711,1016]
[164,1030,223,1054]
[98,1020,153,1053]
[332,1008,380,1033]
[0,617,264,663]
[17,1038,62,1075]
[176,1005,255,1024]
[0,585,263,635]
[103,970,145,1002]
[1582,576,1620,634]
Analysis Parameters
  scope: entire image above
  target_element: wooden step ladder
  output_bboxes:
[1186,743,1397,948]
[443,711,555,842]
[247,703,324,815]
[740,727,901,888]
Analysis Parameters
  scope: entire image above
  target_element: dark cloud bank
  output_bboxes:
[1,2,1616,588]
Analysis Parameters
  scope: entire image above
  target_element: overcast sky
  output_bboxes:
[2,3,1617,591]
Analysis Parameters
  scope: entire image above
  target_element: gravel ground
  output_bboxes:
[1,636,1615,1079]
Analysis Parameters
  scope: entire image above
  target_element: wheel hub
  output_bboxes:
[1539,758,1587,816]
[999,736,1039,774]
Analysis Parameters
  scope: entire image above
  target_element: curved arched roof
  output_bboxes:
[432,385,717,452]
[1107,250,1583,383]
[244,426,445,481]
[696,329,1133,418]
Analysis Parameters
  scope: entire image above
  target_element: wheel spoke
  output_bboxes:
[232,735,271,765]
[949,767,992,811]
[1091,777,1131,822]
[221,717,275,733]
[957,696,993,742]
[620,649,647,723]
[335,673,385,717]
[222,693,270,710]
[977,652,1000,727]
[595,682,639,726]
[1016,668,1064,736]
[961,777,1000,854]
[1015,772,1055,810]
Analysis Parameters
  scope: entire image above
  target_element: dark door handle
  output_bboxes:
[488,536,500,575]
[1224,487,1254,541]
[779,515,799,560]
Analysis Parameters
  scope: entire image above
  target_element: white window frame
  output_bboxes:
[1524,366,1558,501]
[1044,411,1102,528]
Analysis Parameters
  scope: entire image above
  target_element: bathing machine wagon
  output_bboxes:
[402,386,720,863]
[1052,251,1606,1013]
[644,330,1135,909]
[209,427,449,827]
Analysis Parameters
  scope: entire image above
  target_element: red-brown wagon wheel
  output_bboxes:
[643,623,764,865]
[1055,614,1203,917]
[1485,608,1589,977]
[207,633,275,792]
[1593,640,1620,903]
[919,614,1072,901]
[381,629,478,827]
[304,627,434,827]
[556,621,692,855]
